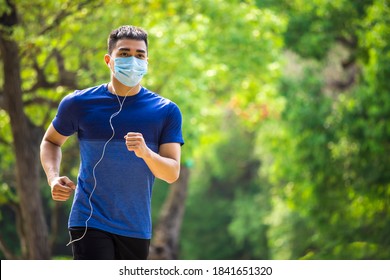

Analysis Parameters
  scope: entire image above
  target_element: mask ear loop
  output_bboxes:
[67,82,136,246]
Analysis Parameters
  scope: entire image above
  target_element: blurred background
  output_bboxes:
[0,0,389,260]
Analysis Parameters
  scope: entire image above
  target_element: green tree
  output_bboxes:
[257,0,390,259]
[182,114,271,259]
[0,0,110,259]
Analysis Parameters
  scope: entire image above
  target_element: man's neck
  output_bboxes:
[109,81,141,97]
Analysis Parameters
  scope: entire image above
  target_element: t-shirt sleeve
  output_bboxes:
[52,93,78,136]
[160,102,184,146]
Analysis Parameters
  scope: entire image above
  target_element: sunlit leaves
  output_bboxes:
[256,0,390,260]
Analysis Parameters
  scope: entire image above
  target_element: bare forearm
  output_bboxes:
[40,140,62,184]
[124,133,181,183]
[40,125,75,201]
[143,150,180,184]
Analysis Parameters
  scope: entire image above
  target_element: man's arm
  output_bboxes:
[40,124,75,201]
[124,132,181,184]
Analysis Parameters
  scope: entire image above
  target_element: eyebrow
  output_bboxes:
[118,47,146,53]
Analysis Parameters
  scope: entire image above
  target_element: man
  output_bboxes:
[40,25,184,260]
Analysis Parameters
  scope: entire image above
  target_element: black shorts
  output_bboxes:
[69,227,150,260]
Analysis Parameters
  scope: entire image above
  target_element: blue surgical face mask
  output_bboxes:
[111,56,148,87]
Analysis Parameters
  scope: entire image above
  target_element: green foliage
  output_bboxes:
[181,115,268,259]
[273,0,374,59]
[253,0,390,259]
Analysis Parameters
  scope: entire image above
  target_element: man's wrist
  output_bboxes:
[47,173,59,186]
[142,147,154,160]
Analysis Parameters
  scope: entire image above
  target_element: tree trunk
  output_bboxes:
[0,4,50,259]
[149,165,190,260]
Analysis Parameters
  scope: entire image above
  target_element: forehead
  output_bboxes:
[113,39,147,53]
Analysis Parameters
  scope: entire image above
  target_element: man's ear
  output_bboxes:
[104,54,111,67]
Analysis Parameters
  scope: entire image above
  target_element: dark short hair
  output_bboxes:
[107,25,148,54]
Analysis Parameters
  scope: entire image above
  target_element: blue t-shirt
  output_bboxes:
[52,84,184,239]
